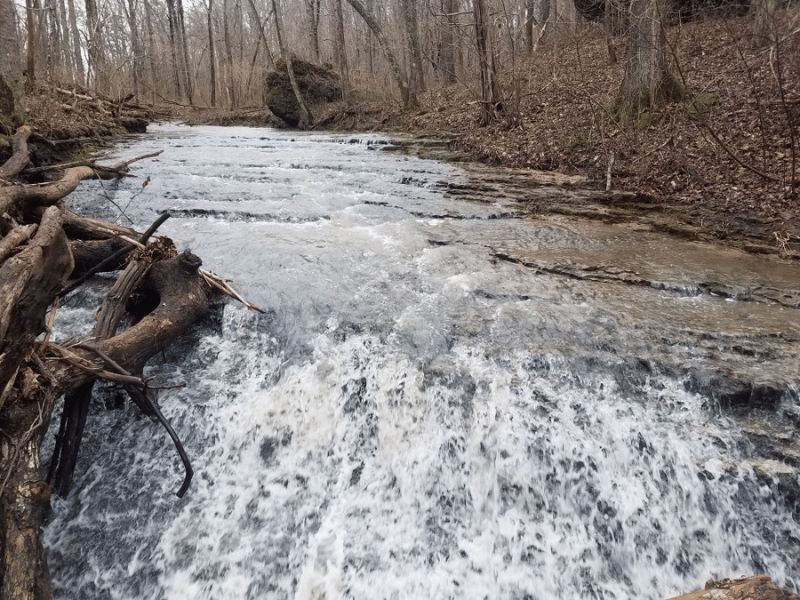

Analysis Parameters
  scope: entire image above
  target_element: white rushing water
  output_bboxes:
[44,124,800,600]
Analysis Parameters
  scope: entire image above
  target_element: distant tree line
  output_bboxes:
[0,0,791,130]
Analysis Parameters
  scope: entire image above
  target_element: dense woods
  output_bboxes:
[0,0,797,135]
[0,0,787,113]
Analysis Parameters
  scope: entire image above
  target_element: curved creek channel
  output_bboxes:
[44,124,800,600]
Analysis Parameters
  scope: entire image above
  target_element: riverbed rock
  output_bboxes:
[668,575,799,600]
[264,58,341,128]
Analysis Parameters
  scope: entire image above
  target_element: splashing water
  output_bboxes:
[45,125,800,600]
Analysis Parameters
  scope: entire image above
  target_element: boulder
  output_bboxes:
[264,58,341,128]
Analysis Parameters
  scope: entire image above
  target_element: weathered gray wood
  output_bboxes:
[0,126,32,178]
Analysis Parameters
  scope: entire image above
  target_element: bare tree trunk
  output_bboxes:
[603,0,623,64]
[46,0,62,81]
[243,26,263,102]
[166,0,186,100]
[85,0,104,90]
[25,0,36,81]
[223,0,238,108]
[539,0,552,45]
[142,0,158,103]
[401,0,423,105]
[67,0,84,85]
[246,0,276,68]
[474,0,499,125]
[177,0,193,102]
[305,0,322,61]
[523,0,535,54]
[271,0,313,126]
[345,0,410,104]
[125,0,144,99]
[56,0,75,83]
[619,0,680,113]
[333,0,351,100]
[749,0,778,48]
[207,0,217,106]
[1,0,26,126]
[34,0,52,81]
[439,0,457,84]
[33,0,49,81]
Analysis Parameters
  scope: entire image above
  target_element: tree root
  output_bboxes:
[0,126,257,599]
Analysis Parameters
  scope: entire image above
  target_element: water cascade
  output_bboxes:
[44,125,800,600]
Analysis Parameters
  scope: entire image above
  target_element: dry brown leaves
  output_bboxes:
[411,10,800,231]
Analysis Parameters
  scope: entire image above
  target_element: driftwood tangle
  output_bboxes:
[0,126,258,599]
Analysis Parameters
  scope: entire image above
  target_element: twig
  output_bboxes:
[633,137,673,163]
[69,342,193,498]
[25,150,162,176]
[695,120,779,182]
[199,269,265,313]
[46,343,146,386]
[115,150,163,170]
[70,343,134,379]
[93,175,136,225]
[606,152,615,192]
[138,212,170,243]
[148,383,187,391]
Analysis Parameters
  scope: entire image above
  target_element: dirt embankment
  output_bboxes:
[0,84,153,171]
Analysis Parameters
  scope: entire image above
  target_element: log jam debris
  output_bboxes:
[0,126,259,600]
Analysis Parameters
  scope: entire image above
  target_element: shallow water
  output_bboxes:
[44,124,800,600]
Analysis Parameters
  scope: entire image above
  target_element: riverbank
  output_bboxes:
[315,12,800,260]
[0,83,152,173]
[5,10,799,258]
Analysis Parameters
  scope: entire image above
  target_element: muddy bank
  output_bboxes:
[0,85,153,172]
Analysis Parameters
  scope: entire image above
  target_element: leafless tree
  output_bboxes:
[0,0,25,126]
[474,0,499,124]
[333,0,351,99]
[619,0,681,113]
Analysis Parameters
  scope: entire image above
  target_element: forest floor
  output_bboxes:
[5,10,799,258]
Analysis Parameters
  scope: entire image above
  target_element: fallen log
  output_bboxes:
[0,205,73,600]
[0,125,32,178]
[50,214,174,497]
[69,236,131,277]
[0,223,36,263]
[0,126,252,599]
[0,206,73,412]
[0,150,162,219]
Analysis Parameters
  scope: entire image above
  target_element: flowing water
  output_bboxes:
[44,124,800,600]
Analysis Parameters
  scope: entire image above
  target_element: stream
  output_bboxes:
[44,124,800,600]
